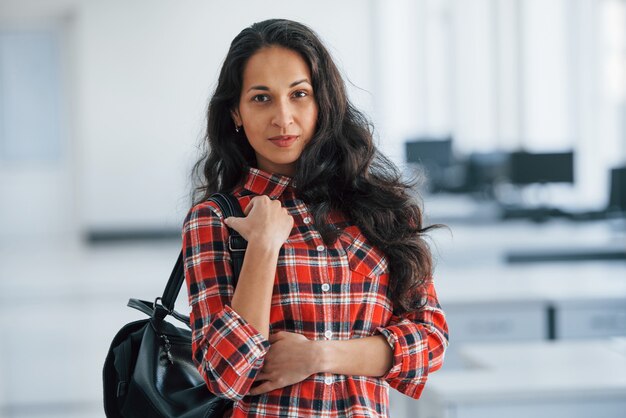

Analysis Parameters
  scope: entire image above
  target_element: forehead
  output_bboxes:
[242,46,311,88]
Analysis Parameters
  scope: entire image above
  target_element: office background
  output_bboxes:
[1,0,625,417]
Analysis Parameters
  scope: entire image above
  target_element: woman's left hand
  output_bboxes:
[248,331,321,396]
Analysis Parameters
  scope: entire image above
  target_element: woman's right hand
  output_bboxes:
[223,195,294,251]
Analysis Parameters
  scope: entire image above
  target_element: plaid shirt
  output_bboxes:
[183,167,448,417]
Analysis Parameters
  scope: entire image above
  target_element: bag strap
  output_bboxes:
[154,192,247,321]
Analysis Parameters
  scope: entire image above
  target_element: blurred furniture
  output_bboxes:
[405,137,462,193]
[499,150,576,222]
[608,166,626,216]
[415,339,626,418]
[442,299,547,369]
[505,245,626,262]
[436,261,626,371]
[462,151,510,198]
[508,150,574,185]
[552,298,626,339]
[504,165,626,263]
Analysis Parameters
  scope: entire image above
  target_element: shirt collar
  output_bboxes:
[242,166,293,199]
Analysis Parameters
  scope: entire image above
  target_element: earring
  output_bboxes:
[235,123,240,133]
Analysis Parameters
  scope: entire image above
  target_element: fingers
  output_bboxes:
[248,378,280,396]
[241,195,283,217]
[249,371,292,396]
[222,216,246,236]
[224,195,269,229]
[223,195,292,246]
[241,195,271,217]
[243,196,257,216]
[255,371,270,381]
[269,331,305,344]
[223,196,264,227]
[268,331,285,343]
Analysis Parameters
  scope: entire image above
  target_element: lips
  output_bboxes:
[268,135,298,147]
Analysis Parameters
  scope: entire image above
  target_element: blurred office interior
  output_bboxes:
[1,0,625,417]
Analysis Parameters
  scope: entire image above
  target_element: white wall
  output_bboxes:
[74,0,376,232]
[2,0,625,239]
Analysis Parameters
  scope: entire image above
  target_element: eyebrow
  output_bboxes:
[247,78,311,93]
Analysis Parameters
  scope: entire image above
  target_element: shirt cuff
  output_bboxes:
[376,325,404,380]
[207,305,270,376]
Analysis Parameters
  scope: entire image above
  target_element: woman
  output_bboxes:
[183,18,448,417]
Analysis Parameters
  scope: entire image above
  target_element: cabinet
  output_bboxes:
[553,299,626,339]
[415,340,626,418]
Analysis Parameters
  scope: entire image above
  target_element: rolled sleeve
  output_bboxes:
[200,305,270,399]
[183,201,270,400]
[376,281,449,399]
[206,305,270,376]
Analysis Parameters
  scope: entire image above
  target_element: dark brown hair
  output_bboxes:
[191,19,440,314]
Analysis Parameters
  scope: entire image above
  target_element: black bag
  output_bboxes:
[103,193,247,418]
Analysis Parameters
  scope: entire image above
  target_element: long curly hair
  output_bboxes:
[191,19,440,315]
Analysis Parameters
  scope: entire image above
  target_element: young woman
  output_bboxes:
[183,18,448,417]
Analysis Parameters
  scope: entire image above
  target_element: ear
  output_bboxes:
[231,108,242,127]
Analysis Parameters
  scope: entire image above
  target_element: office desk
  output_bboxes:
[423,194,626,263]
[433,263,626,368]
[414,339,626,418]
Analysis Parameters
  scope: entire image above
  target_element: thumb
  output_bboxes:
[224,216,243,230]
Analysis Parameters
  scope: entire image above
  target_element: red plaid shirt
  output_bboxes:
[183,167,448,417]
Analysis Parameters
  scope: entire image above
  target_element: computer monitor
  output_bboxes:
[405,138,453,167]
[608,166,626,213]
[464,151,510,193]
[509,151,574,185]
[405,138,453,192]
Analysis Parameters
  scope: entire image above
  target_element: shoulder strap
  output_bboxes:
[160,192,247,316]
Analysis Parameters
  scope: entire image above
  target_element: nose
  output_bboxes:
[271,98,294,131]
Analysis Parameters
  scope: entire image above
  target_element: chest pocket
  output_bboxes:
[338,226,393,334]
[339,226,389,279]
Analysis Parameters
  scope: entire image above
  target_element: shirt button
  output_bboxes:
[303,217,311,224]
[324,376,333,385]
[324,330,333,339]
[316,245,325,252]
[321,283,330,292]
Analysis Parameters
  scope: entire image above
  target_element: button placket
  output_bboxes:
[315,231,334,350]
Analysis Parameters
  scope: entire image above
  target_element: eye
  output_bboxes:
[252,94,270,103]
[292,90,309,98]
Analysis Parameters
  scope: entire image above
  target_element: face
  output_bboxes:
[232,46,318,177]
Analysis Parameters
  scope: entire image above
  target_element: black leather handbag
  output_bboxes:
[103,193,247,418]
